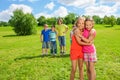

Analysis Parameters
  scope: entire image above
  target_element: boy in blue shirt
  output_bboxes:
[40,24,51,56]
[49,25,57,55]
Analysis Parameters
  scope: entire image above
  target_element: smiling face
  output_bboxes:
[85,21,93,31]
[76,19,85,30]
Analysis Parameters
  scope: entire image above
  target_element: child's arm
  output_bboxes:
[74,29,92,45]
[88,29,96,41]
[75,35,92,45]
[63,25,68,34]
[80,29,96,43]
[40,34,43,42]
[40,31,43,42]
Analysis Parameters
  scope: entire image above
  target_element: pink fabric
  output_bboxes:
[82,29,96,53]
[84,52,97,62]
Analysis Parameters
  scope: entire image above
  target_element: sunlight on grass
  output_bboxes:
[0,25,120,80]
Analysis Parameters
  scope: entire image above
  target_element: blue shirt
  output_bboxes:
[49,31,57,41]
[41,29,51,42]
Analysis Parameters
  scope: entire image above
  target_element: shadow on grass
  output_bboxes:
[14,54,70,61]
[3,35,18,37]
[104,25,113,28]
[115,28,120,30]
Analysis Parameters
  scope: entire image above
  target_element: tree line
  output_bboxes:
[0,9,120,35]
[0,11,120,27]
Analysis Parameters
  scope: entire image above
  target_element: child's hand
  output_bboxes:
[88,41,93,45]
[40,40,43,42]
[63,31,66,34]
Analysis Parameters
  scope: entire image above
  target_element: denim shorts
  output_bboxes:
[42,41,50,49]
[58,36,66,46]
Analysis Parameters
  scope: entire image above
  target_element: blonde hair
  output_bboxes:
[85,17,95,27]
[75,16,85,27]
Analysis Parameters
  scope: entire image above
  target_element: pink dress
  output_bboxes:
[82,29,97,61]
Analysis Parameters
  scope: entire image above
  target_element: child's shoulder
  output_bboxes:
[91,29,96,32]
[90,29,96,35]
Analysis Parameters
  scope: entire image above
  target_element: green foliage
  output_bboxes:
[46,17,57,25]
[92,15,102,24]
[64,13,76,24]
[37,16,46,26]
[9,9,37,35]
[109,15,116,27]
[116,17,120,25]
[103,15,116,27]
[0,21,9,27]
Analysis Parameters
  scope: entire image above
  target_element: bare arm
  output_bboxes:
[75,35,92,45]
[74,29,92,45]
[80,29,96,43]
[40,34,43,42]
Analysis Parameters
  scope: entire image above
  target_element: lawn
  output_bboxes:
[0,25,120,80]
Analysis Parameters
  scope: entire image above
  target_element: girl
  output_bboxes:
[80,18,97,80]
[70,17,92,80]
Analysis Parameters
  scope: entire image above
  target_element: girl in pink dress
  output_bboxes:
[79,18,97,80]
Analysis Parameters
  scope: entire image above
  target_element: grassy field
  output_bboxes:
[0,25,120,80]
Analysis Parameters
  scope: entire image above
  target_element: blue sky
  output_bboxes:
[0,0,120,22]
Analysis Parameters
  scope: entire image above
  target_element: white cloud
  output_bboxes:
[35,6,68,18]
[45,2,55,10]
[0,4,32,22]
[28,0,39,2]
[58,0,96,8]
[84,4,119,17]
[8,0,39,2]
[35,13,51,19]
[52,6,68,17]
[100,0,120,3]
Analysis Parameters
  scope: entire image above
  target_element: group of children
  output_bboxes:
[40,18,68,56]
[40,17,97,80]
[70,17,97,80]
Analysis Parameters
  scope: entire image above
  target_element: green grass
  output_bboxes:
[0,25,120,80]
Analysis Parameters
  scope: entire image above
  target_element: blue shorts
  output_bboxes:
[58,36,66,46]
[42,42,50,49]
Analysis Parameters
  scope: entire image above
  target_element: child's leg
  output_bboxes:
[45,42,50,54]
[50,42,53,54]
[54,41,57,54]
[42,48,45,55]
[78,59,84,80]
[58,36,62,53]
[89,62,96,80]
[70,60,77,80]
[85,61,90,80]
[42,42,45,55]
[62,36,66,54]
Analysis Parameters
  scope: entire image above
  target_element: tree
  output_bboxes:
[109,15,116,27]
[46,17,56,25]
[0,21,9,27]
[64,13,76,24]
[116,17,120,25]
[92,15,102,24]
[9,9,37,35]
[103,15,110,24]
[37,16,46,26]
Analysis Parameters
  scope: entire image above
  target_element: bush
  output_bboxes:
[9,9,37,35]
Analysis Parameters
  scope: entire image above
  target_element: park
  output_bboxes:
[0,0,120,80]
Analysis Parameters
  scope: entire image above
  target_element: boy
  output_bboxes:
[49,25,57,56]
[40,24,51,56]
